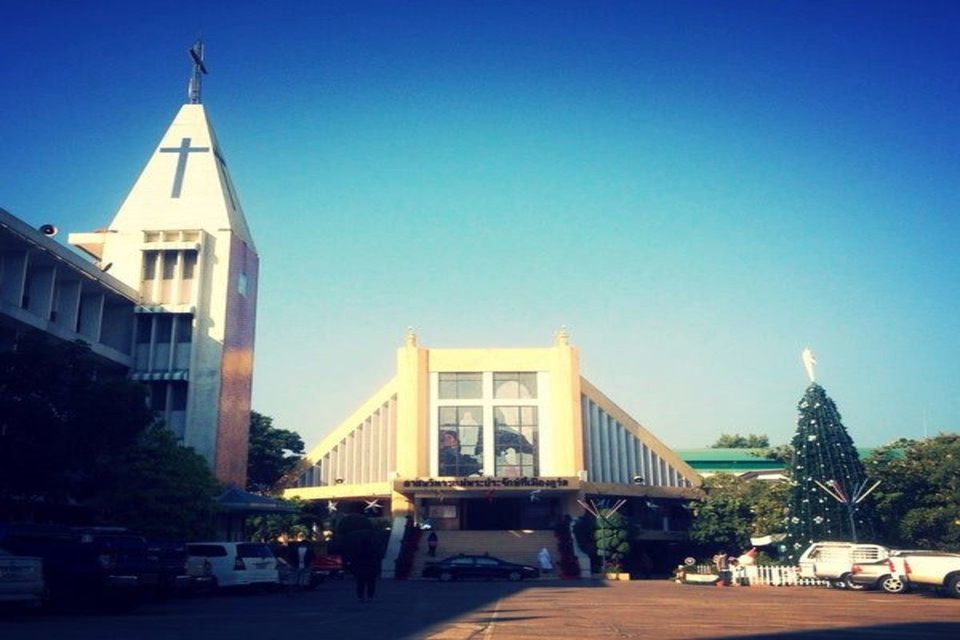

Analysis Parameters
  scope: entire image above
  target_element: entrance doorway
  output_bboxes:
[462,497,559,530]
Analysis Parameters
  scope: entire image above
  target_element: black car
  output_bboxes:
[422,554,540,582]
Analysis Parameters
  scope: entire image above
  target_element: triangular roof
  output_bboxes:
[107,103,255,251]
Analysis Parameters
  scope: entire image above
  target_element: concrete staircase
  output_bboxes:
[412,529,557,579]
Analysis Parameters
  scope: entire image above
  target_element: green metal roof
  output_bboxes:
[676,447,885,473]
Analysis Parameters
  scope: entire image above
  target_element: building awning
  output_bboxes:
[217,487,297,514]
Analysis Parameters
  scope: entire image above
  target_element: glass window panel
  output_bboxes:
[494,372,538,399]
[136,316,152,343]
[182,251,197,280]
[438,378,457,399]
[438,372,481,399]
[517,373,537,398]
[495,406,518,427]
[155,315,173,344]
[142,251,158,280]
[458,374,481,399]
[175,315,193,343]
[495,406,538,476]
[162,252,177,279]
[439,406,458,427]
[521,406,537,424]
[438,406,483,477]
[148,382,166,412]
[171,382,188,411]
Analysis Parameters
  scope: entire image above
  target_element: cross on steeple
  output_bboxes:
[159,137,210,198]
[187,40,208,105]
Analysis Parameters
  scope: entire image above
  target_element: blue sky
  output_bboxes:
[2,1,958,450]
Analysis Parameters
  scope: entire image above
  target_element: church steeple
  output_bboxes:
[68,41,258,487]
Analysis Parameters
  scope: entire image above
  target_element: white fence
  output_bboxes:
[691,564,831,587]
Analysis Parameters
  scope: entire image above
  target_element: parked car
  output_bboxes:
[848,556,910,593]
[145,539,193,598]
[0,523,144,611]
[423,554,540,582]
[186,542,279,589]
[797,541,889,589]
[0,545,45,607]
[898,550,960,597]
[72,528,181,599]
[311,554,344,581]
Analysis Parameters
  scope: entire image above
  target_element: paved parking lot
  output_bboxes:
[2,578,959,639]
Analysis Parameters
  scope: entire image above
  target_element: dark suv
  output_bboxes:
[0,523,147,611]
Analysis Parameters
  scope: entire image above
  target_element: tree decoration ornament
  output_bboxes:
[326,500,339,513]
[364,499,383,513]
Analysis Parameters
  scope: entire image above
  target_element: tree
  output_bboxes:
[711,433,770,448]
[99,425,220,540]
[246,411,305,493]
[865,435,960,551]
[783,383,875,561]
[594,509,631,572]
[0,332,220,538]
[0,332,153,506]
[689,473,788,552]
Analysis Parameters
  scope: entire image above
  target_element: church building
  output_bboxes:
[1,43,257,487]
[285,330,701,539]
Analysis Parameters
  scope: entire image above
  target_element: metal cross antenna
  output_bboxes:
[188,39,208,104]
[813,478,880,543]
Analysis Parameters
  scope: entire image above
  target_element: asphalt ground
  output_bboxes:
[2,577,959,639]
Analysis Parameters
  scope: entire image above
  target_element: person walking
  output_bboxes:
[537,547,553,575]
[345,530,382,603]
[427,531,439,557]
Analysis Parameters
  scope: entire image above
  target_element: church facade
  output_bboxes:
[1,51,257,487]
[286,331,701,535]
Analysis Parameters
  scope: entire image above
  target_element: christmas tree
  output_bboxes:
[783,381,876,561]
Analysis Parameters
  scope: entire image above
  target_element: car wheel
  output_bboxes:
[439,571,454,582]
[879,575,907,594]
[830,579,847,589]
[946,575,960,599]
[842,574,866,591]
[508,571,522,582]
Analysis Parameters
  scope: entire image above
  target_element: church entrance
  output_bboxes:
[461,497,560,530]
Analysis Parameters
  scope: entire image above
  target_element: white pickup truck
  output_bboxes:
[797,541,889,589]
[899,550,960,598]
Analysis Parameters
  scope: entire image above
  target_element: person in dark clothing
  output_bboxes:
[344,530,382,602]
[287,541,315,587]
[427,531,439,557]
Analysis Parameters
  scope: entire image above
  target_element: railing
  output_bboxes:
[689,564,830,587]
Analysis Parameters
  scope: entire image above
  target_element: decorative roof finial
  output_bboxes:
[404,327,418,347]
[187,39,208,104]
[802,347,817,383]
[554,325,570,346]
